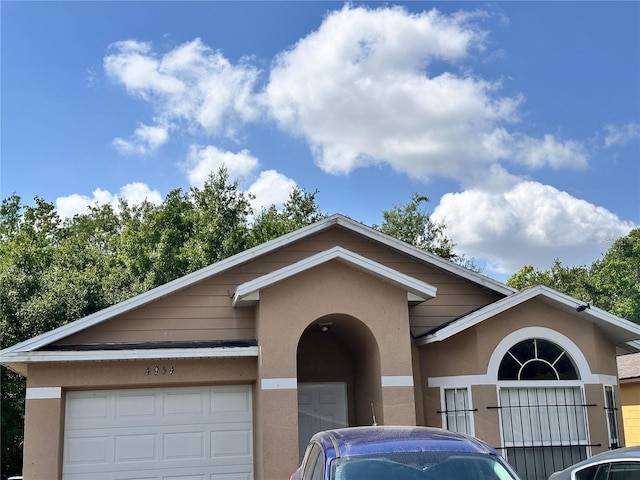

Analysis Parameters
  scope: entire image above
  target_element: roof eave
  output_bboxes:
[416,285,640,350]
[0,346,259,376]
[1,213,511,355]
[231,246,437,307]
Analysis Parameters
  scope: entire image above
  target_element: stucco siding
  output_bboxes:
[25,357,258,389]
[420,300,619,383]
[54,227,503,347]
[416,298,620,458]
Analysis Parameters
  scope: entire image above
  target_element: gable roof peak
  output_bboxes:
[1,212,511,355]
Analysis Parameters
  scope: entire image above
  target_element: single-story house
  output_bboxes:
[617,352,640,446]
[2,214,640,480]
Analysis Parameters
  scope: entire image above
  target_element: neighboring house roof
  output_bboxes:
[617,352,640,380]
[0,214,511,358]
[416,285,640,354]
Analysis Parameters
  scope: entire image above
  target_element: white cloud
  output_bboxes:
[432,181,636,275]
[511,134,588,170]
[104,6,596,188]
[113,123,169,155]
[185,145,259,186]
[183,145,297,211]
[56,183,162,219]
[265,5,512,181]
[247,170,297,211]
[96,5,634,280]
[264,4,595,184]
[603,122,640,148]
[104,38,260,152]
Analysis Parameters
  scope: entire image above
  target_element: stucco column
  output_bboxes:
[376,304,418,426]
[380,381,417,425]
[254,303,302,480]
[22,387,65,480]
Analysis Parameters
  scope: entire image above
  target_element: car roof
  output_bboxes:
[550,446,640,479]
[567,445,640,467]
[311,426,497,459]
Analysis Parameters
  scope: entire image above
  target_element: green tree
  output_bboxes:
[373,193,480,271]
[183,168,253,270]
[0,195,64,478]
[507,229,640,324]
[250,187,324,246]
[590,229,640,322]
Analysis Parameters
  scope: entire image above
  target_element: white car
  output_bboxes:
[548,445,640,480]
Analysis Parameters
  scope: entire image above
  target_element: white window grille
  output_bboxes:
[443,387,472,435]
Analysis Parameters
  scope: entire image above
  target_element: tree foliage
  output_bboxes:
[0,168,324,477]
[507,228,640,324]
[374,193,480,271]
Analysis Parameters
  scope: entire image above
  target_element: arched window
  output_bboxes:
[498,338,579,381]
[498,338,588,480]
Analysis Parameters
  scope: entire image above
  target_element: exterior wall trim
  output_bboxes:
[261,377,297,390]
[427,327,619,387]
[2,346,259,363]
[381,375,414,387]
[26,387,62,399]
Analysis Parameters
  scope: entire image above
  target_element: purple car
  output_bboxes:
[291,425,521,480]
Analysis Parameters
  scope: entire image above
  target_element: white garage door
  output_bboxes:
[63,385,253,480]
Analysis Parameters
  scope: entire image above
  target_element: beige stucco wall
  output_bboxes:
[418,299,622,453]
[254,260,418,478]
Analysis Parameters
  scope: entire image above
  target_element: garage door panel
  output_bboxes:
[164,431,206,461]
[63,386,253,480]
[117,392,159,418]
[66,392,111,424]
[164,390,206,417]
[65,435,111,465]
[65,463,253,480]
[115,433,158,463]
[211,428,252,460]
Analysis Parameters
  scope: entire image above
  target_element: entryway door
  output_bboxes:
[297,382,348,459]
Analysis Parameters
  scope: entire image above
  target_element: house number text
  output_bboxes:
[145,366,174,376]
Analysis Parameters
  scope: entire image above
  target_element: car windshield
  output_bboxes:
[331,451,518,480]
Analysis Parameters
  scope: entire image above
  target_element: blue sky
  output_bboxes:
[1,1,639,281]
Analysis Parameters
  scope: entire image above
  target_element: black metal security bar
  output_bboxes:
[490,387,596,480]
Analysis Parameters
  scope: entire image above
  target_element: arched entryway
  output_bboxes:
[296,314,382,458]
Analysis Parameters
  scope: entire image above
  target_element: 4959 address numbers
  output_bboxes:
[145,366,174,375]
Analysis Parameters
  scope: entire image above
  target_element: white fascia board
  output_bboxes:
[233,246,437,307]
[1,213,509,354]
[0,346,259,364]
[417,285,640,347]
[329,215,515,297]
[0,218,344,354]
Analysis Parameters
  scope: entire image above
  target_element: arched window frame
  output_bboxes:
[498,337,580,381]
[488,327,597,387]
[490,327,594,480]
